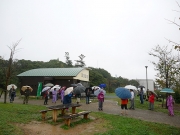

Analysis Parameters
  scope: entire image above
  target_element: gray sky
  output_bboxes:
[0,0,179,80]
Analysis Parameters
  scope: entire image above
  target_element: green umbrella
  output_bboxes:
[160,88,175,93]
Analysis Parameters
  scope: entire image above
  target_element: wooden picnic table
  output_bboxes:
[47,103,81,122]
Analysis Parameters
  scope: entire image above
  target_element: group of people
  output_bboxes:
[119,88,175,116]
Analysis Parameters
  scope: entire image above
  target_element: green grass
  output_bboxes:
[0,102,180,135]
[0,103,46,135]
[93,112,180,135]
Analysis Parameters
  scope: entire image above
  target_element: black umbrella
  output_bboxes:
[139,86,145,88]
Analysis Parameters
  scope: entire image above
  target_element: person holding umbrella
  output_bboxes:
[52,88,57,104]
[129,89,135,110]
[139,88,144,104]
[85,87,92,104]
[148,91,155,110]
[23,86,31,104]
[43,88,50,105]
[167,94,175,116]
[120,98,128,115]
[97,90,104,111]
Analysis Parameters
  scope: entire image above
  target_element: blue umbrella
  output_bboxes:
[160,88,175,93]
[99,84,106,88]
[115,87,131,99]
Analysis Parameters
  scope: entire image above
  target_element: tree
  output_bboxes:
[0,40,21,103]
[65,52,73,67]
[149,45,179,88]
[166,2,180,51]
[74,54,86,67]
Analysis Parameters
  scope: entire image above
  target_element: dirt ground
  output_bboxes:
[1,96,180,134]
[16,118,107,135]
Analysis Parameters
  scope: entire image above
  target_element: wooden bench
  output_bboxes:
[62,111,91,126]
[40,109,53,120]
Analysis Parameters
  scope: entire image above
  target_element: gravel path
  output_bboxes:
[1,95,180,128]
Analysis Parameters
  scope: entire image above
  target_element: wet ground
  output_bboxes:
[1,95,180,135]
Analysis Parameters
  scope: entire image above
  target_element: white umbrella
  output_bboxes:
[44,83,54,87]
[7,84,17,90]
[64,87,73,96]
[94,88,106,96]
[92,86,100,90]
[42,86,51,92]
[21,86,33,92]
[50,85,61,92]
[125,85,137,91]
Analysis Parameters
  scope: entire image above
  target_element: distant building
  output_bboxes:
[17,67,91,96]
[136,79,155,92]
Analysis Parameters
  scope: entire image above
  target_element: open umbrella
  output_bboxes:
[64,87,73,96]
[71,84,77,87]
[139,85,145,88]
[50,85,61,92]
[42,86,51,92]
[149,90,158,97]
[94,88,106,96]
[21,86,33,92]
[92,86,100,90]
[7,84,17,90]
[99,84,106,88]
[125,85,137,91]
[160,88,175,93]
[115,87,131,99]
[73,86,86,95]
[44,83,54,87]
[76,83,83,86]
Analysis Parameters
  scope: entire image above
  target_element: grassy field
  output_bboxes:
[0,102,180,135]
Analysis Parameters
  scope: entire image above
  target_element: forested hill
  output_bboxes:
[0,58,139,92]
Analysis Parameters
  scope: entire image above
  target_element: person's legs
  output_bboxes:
[98,100,101,110]
[151,103,154,110]
[125,104,128,115]
[26,96,29,104]
[132,98,135,109]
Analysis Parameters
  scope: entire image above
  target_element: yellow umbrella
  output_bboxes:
[21,86,33,92]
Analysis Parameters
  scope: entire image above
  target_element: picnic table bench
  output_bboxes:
[62,111,91,126]
[40,103,81,122]
[39,109,53,120]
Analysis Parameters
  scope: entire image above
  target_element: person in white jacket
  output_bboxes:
[129,89,135,110]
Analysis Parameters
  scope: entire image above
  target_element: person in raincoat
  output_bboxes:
[167,94,175,116]
[60,86,66,103]
[9,85,16,103]
[52,88,57,103]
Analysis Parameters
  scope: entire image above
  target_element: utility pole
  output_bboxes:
[145,66,148,99]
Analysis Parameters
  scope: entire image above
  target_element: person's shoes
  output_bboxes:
[132,108,135,110]
[23,102,25,104]
[148,109,151,110]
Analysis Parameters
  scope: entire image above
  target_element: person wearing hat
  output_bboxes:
[129,89,135,110]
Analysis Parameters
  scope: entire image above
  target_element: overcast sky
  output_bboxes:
[0,0,179,80]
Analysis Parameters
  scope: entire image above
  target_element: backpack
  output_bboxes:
[99,92,104,99]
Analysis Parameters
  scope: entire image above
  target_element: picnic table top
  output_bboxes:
[47,103,81,109]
